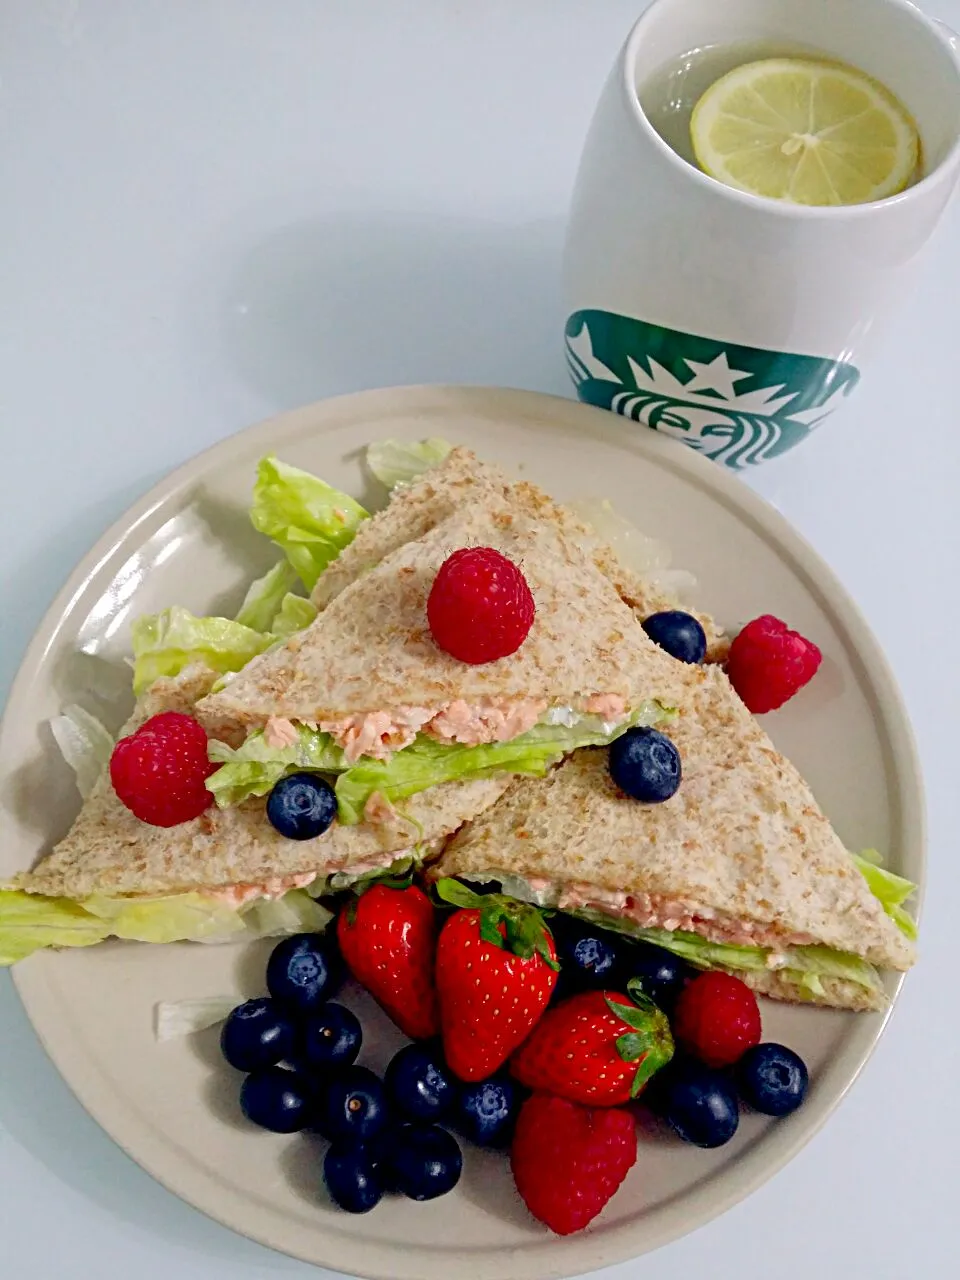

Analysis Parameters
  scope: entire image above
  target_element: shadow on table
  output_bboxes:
[0,976,305,1269]
[220,210,570,410]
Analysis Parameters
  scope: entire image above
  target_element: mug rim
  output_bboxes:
[623,0,960,218]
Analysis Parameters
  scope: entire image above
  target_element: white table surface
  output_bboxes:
[2,2,958,1276]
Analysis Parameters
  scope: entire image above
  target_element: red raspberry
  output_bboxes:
[672,971,762,1068]
[109,711,216,827]
[726,614,822,713]
[510,1092,636,1235]
[427,546,535,664]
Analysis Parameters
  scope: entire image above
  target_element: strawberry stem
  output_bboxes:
[606,984,675,1097]
[434,878,558,969]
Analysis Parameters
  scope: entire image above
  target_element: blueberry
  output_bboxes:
[239,1065,313,1133]
[386,1123,462,1201]
[454,1074,522,1148]
[219,998,297,1072]
[621,940,691,1011]
[736,1043,808,1117]
[609,727,682,803]
[642,610,707,664]
[385,1042,458,1122]
[301,1003,362,1072]
[267,932,343,1014]
[657,1060,739,1148]
[266,772,337,840]
[550,913,622,994]
[318,1066,389,1143]
[323,1142,384,1214]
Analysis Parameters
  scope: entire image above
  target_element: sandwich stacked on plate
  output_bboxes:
[3,446,703,956]
[1,442,917,1011]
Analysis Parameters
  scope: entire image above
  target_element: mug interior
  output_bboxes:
[630,0,960,176]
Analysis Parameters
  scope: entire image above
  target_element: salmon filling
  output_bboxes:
[557,882,817,952]
[261,696,629,764]
[204,872,319,909]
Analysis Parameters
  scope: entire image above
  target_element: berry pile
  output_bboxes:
[214,880,810,1234]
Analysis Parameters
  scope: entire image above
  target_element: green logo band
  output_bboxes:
[565,310,860,469]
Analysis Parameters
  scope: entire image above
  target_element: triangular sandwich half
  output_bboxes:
[433,665,916,1012]
[314,445,728,659]
[4,665,509,964]
[193,493,708,829]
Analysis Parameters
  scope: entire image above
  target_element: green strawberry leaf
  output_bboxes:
[607,987,675,1097]
[434,878,487,910]
[433,879,558,968]
[615,1032,649,1060]
[478,911,505,948]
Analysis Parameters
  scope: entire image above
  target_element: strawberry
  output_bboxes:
[510,981,674,1105]
[433,879,558,1082]
[336,882,439,1040]
[672,970,761,1068]
[510,1092,637,1235]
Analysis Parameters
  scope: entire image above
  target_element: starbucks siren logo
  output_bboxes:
[565,310,860,469]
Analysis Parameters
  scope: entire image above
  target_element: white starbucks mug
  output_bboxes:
[563,0,960,468]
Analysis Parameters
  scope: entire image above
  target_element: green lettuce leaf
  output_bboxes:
[206,704,666,819]
[131,606,272,695]
[270,592,318,639]
[853,852,918,940]
[81,891,250,943]
[238,890,331,938]
[366,438,452,492]
[132,589,319,697]
[250,455,369,591]
[0,886,330,966]
[571,910,884,997]
[0,891,113,964]
[334,704,667,825]
[207,727,347,807]
[235,560,300,631]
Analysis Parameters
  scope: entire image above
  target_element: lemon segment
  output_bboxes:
[690,57,920,205]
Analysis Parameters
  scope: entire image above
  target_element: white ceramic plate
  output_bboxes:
[0,386,923,1279]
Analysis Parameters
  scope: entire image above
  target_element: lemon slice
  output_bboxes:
[690,57,920,205]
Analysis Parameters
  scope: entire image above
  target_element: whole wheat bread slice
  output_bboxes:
[434,665,914,1010]
[195,496,708,735]
[313,447,727,658]
[20,666,509,900]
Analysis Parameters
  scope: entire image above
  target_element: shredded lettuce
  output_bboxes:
[334,704,666,825]
[50,705,114,798]
[207,727,347,807]
[239,890,331,938]
[854,851,918,941]
[250,455,368,591]
[366,438,452,492]
[155,996,238,1041]
[235,560,300,632]
[131,606,272,695]
[0,886,330,966]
